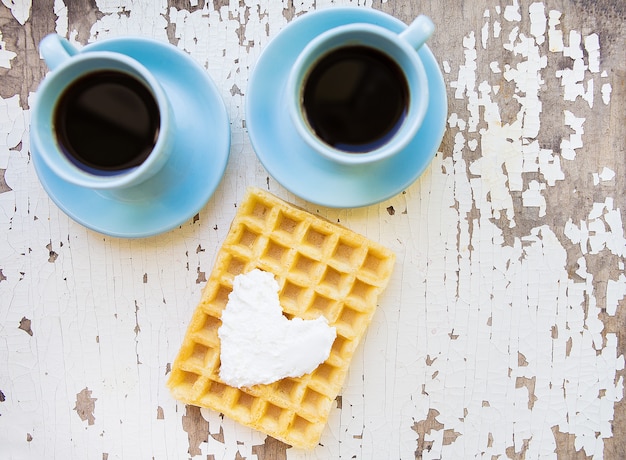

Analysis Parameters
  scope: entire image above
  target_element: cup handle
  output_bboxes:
[399,15,435,51]
[38,34,79,70]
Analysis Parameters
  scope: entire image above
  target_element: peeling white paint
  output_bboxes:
[493,20,501,39]
[504,0,521,22]
[593,166,616,185]
[547,9,563,52]
[560,110,585,160]
[481,21,489,49]
[599,166,616,182]
[585,33,600,73]
[0,94,24,168]
[602,82,612,105]
[529,2,546,45]
[417,1,623,459]
[606,274,626,316]
[568,197,626,258]
[0,30,17,68]
[522,179,547,216]
[1,0,31,25]
[54,0,69,38]
[489,60,501,73]
[0,1,623,459]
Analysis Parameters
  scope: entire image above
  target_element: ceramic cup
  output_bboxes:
[31,34,173,191]
[286,15,434,165]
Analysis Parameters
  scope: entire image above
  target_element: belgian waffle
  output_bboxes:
[167,187,395,449]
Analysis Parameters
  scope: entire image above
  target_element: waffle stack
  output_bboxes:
[167,187,395,449]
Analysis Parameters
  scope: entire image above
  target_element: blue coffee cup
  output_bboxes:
[31,34,173,191]
[287,15,434,166]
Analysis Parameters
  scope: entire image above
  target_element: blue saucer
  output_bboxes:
[32,37,230,238]
[246,7,447,208]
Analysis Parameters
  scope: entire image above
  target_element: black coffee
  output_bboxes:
[302,45,409,153]
[54,70,160,174]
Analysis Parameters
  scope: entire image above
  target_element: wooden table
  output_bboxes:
[1,1,624,459]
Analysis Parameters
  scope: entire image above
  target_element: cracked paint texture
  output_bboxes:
[0,0,624,459]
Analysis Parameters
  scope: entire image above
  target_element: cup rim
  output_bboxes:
[286,22,429,166]
[31,51,171,190]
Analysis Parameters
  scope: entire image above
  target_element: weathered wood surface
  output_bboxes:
[0,0,624,459]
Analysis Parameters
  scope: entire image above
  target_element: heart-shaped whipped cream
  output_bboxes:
[218,269,337,388]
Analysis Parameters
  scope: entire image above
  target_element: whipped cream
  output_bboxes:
[218,269,337,388]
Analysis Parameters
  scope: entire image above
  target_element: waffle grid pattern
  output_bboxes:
[167,187,395,449]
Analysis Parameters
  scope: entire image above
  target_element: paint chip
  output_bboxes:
[46,243,58,263]
[548,10,563,52]
[518,352,528,366]
[230,83,243,96]
[601,83,612,105]
[4,0,31,25]
[18,317,33,336]
[593,167,616,185]
[504,0,521,22]
[529,2,546,45]
[599,167,615,182]
[210,425,225,443]
[606,274,626,316]
[584,34,600,73]
[443,428,461,445]
[74,388,97,425]
[252,436,290,459]
[516,376,538,409]
[182,405,208,456]
[0,169,12,193]
[196,268,207,283]
[412,409,444,458]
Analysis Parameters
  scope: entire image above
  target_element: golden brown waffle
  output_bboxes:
[167,187,395,449]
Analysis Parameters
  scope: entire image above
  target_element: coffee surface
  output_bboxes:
[302,45,408,153]
[54,70,160,174]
